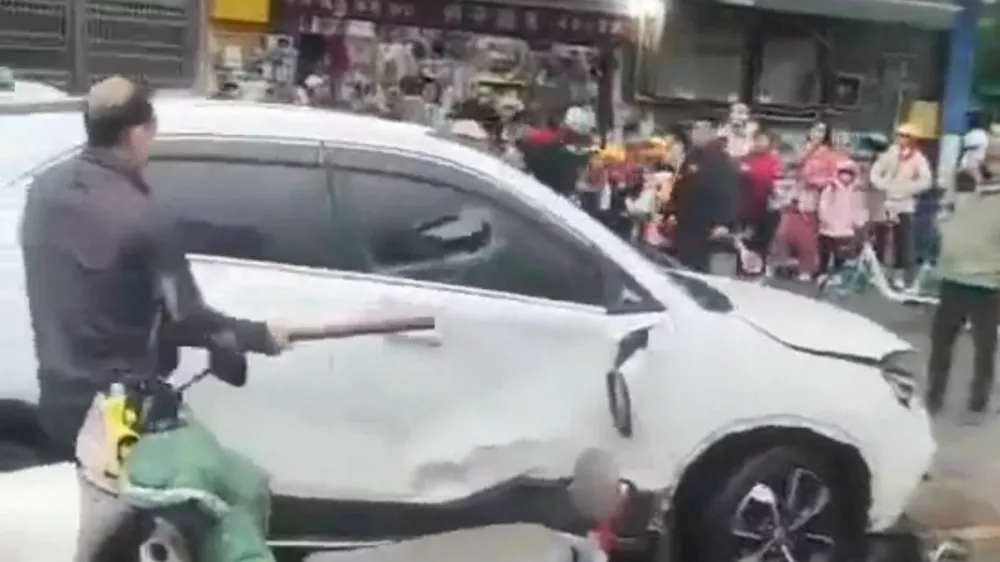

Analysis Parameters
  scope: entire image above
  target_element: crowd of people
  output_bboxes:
[513,100,1000,422]
[211,48,1000,421]
[212,27,602,143]
[515,102,941,288]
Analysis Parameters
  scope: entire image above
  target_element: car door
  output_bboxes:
[143,136,403,499]
[322,145,664,499]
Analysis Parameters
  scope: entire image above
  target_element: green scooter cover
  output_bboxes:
[120,411,274,562]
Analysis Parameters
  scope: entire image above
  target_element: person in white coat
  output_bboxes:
[869,122,933,285]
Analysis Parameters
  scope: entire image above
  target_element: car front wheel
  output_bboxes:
[682,446,860,562]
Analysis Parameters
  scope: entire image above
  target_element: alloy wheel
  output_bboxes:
[730,468,836,562]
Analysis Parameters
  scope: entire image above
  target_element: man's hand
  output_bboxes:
[710,225,730,240]
[265,323,294,355]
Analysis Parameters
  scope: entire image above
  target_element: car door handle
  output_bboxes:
[384,329,442,347]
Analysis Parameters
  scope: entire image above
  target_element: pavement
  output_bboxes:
[708,253,1000,560]
[848,295,1000,560]
[808,287,1000,559]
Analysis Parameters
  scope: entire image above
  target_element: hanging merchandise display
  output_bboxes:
[281,0,634,45]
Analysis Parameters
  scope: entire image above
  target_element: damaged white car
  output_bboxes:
[0,98,933,562]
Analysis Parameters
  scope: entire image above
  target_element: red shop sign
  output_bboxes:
[281,0,636,45]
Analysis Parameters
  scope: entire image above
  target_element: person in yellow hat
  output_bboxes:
[869,121,933,286]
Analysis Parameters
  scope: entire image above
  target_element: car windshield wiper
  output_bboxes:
[632,244,733,312]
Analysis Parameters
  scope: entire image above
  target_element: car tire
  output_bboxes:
[0,441,41,471]
[681,445,860,562]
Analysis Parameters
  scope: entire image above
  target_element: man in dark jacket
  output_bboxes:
[20,76,288,561]
[519,112,591,197]
[669,119,740,272]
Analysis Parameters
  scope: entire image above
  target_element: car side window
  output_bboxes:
[145,156,341,269]
[336,169,604,306]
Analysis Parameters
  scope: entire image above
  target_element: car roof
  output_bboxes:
[0,81,68,104]
[0,96,450,147]
[154,98,438,147]
[0,97,510,185]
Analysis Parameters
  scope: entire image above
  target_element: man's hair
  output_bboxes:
[84,76,155,147]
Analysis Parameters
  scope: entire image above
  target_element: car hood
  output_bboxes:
[690,274,911,360]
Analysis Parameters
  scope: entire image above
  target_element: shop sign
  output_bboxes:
[280,0,635,45]
[213,0,272,24]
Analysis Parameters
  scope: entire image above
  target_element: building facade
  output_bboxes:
[0,0,201,92]
[204,0,275,94]
[635,0,965,140]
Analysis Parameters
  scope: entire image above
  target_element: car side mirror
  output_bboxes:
[208,349,247,388]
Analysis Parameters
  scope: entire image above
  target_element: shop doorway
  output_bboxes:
[296,32,325,85]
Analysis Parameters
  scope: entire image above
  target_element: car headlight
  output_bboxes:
[881,351,917,407]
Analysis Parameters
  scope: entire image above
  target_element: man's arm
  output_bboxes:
[139,207,282,355]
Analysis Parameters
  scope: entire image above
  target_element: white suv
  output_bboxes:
[0,98,932,561]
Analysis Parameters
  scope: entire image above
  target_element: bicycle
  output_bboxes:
[814,239,939,306]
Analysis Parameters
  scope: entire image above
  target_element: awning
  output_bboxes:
[713,0,961,29]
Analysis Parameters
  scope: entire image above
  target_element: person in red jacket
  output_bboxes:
[738,129,782,275]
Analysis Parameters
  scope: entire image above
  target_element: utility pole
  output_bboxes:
[68,0,87,93]
[937,0,983,196]
[193,0,210,94]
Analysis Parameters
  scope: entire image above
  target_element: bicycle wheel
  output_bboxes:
[814,273,834,300]
[815,265,855,302]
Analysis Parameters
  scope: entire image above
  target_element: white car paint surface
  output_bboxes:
[0,80,67,104]
[0,463,80,561]
[0,99,934,534]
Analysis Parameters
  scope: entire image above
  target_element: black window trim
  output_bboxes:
[147,134,362,271]
[150,133,323,167]
[323,142,664,313]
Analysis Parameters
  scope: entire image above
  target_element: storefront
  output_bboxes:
[208,0,640,139]
[636,0,962,135]
[207,0,276,95]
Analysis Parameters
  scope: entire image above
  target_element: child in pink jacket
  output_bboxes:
[817,160,867,275]
[772,121,844,280]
